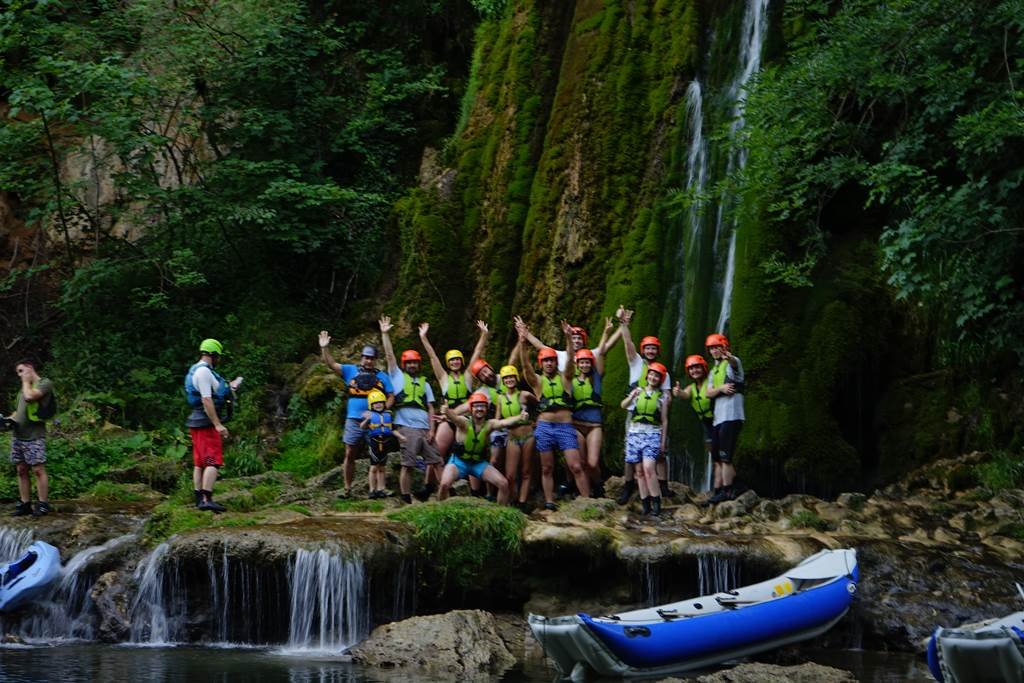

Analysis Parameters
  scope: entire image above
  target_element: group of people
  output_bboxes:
[305,306,746,514]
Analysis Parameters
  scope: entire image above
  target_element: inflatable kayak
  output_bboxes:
[529,547,858,679]
[0,540,61,612]
[927,601,1024,683]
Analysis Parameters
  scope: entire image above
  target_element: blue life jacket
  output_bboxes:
[184,361,231,408]
[367,411,394,438]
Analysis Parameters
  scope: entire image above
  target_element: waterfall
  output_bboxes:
[640,561,662,607]
[713,0,771,333]
[697,554,739,595]
[285,548,370,653]
[128,543,186,645]
[15,534,135,642]
[0,526,33,562]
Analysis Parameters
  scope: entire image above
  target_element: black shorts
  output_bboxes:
[701,418,714,445]
[713,420,743,464]
[367,434,399,466]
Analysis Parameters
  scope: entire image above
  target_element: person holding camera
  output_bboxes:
[6,359,55,517]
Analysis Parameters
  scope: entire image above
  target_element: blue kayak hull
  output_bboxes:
[580,575,856,669]
[0,541,62,612]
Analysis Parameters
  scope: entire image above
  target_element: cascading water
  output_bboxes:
[713,0,771,333]
[285,548,370,653]
[128,542,185,645]
[697,553,740,595]
[0,526,33,562]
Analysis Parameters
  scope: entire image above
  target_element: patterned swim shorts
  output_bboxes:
[10,438,46,466]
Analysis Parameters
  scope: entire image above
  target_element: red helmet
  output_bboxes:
[470,358,492,378]
[685,354,708,371]
[569,326,589,345]
[537,347,558,363]
[468,391,491,406]
[640,336,661,350]
[575,348,595,362]
[400,349,421,365]
[647,361,668,379]
[705,333,729,349]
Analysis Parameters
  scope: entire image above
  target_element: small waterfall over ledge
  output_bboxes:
[285,548,370,653]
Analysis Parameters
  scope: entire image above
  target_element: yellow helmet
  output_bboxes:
[444,349,464,366]
[499,365,519,380]
[367,389,387,406]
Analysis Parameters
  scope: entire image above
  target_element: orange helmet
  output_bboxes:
[647,362,668,379]
[470,358,492,378]
[575,348,595,362]
[468,391,490,406]
[400,349,421,365]
[569,326,589,345]
[705,333,729,349]
[640,336,661,350]
[685,354,708,371]
[537,347,558,363]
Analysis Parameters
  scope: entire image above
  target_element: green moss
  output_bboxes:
[83,481,146,502]
[388,498,525,589]
[975,451,1024,494]
[788,509,830,532]
[333,499,386,513]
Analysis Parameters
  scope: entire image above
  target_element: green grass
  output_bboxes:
[974,451,1024,494]
[577,504,609,521]
[333,499,386,513]
[83,481,146,502]
[788,509,831,532]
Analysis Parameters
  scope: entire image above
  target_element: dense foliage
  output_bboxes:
[739,0,1024,366]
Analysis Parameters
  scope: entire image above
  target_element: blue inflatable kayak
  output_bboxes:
[0,540,61,612]
[927,602,1024,683]
[529,548,858,679]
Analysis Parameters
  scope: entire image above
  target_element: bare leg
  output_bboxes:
[192,466,203,493]
[622,461,635,482]
[33,465,48,502]
[435,422,455,458]
[563,450,590,497]
[539,450,556,504]
[343,444,358,491]
[201,466,219,493]
[16,463,31,502]
[656,457,667,482]
[428,462,443,486]
[722,462,736,487]
[586,427,603,483]
[488,445,505,498]
[518,438,535,504]
[642,458,659,495]
[713,462,724,488]
[400,466,413,495]
[635,461,652,499]
[438,464,460,500]
[504,440,521,502]
[482,465,510,505]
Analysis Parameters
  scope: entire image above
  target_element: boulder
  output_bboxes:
[349,609,516,676]
[694,662,856,682]
[91,570,133,642]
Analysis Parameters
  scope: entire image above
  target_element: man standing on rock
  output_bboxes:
[705,333,744,503]
[184,339,242,513]
[6,359,55,517]
[319,330,394,498]
[378,315,443,504]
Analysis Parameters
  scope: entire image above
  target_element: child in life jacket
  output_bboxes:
[359,389,405,499]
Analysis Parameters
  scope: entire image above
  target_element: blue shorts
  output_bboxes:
[572,407,602,424]
[342,418,367,446]
[448,454,491,480]
[534,420,580,453]
[625,431,661,463]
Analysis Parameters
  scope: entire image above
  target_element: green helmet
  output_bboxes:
[199,338,224,355]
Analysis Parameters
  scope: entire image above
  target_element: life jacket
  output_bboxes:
[367,410,394,438]
[689,379,713,420]
[25,381,57,422]
[711,359,745,393]
[348,370,385,399]
[629,361,663,390]
[458,420,491,462]
[444,372,469,408]
[498,390,531,425]
[185,361,231,408]
[632,389,663,425]
[572,371,602,409]
[537,374,572,412]
[395,373,428,410]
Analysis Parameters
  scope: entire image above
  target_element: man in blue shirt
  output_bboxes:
[318,330,394,498]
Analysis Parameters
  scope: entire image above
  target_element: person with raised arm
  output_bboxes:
[569,316,618,498]
[378,316,443,504]
[319,330,394,498]
[704,333,745,504]
[437,393,527,505]
[621,362,670,516]
[514,315,622,372]
[495,341,537,507]
[615,306,673,504]
[520,336,590,510]
[672,354,715,492]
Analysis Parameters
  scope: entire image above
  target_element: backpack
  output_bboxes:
[30,385,57,421]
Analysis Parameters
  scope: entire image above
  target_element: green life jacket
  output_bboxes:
[711,360,729,389]
[632,389,663,425]
[630,361,664,390]
[444,373,469,407]
[690,379,713,420]
[395,373,428,410]
[26,381,57,422]
[499,390,531,425]
[461,419,491,462]
[572,373,602,409]
[537,374,572,412]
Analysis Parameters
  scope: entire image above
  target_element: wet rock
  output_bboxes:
[694,661,856,682]
[107,459,181,493]
[91,570,133,642]
[673,503,703,522]
[349,609,515,676]
[752,499,782,522]
[836,492,866,510]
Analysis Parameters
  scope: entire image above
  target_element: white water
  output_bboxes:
[697,553,740,595]
[128,543,183,645]
[0,527,33,563]
[672,80,710,365]
[713,0,771,333]
[284,548,369,654]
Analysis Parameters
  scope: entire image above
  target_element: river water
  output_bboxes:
[0,643,934,682]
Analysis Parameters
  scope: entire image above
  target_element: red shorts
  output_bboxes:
[190,427,224,468]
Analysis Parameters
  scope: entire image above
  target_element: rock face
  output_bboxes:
[349,609,516,677]
[694,662,857,682]
[91,570,133,643]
